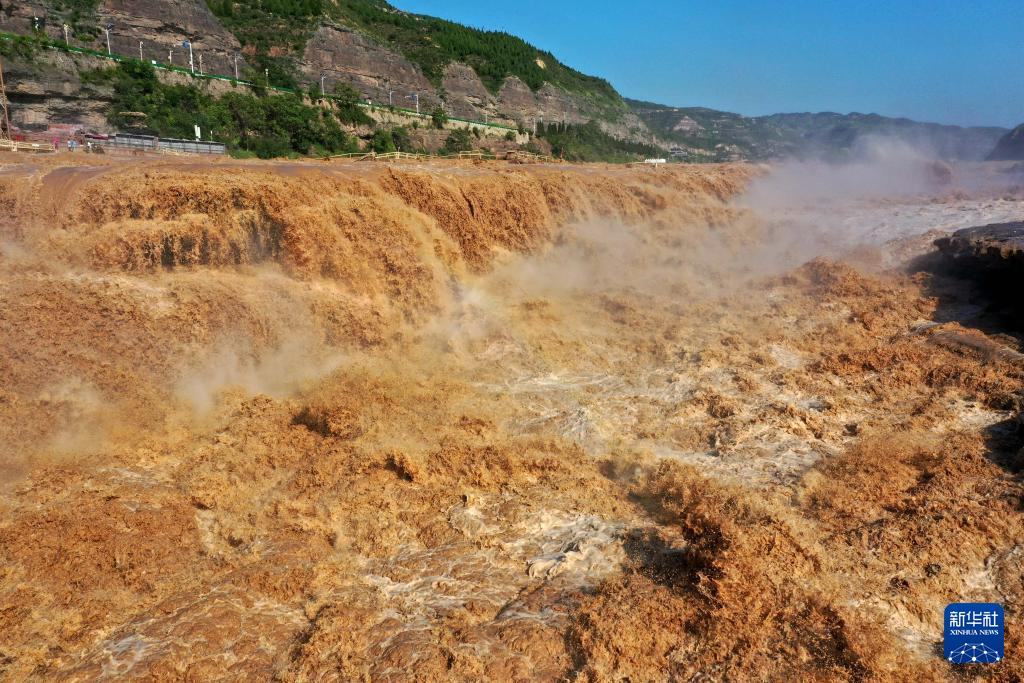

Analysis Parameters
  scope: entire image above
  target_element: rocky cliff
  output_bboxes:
[1,0,647,140]
[299,23,644,135]
[1,0,246,76]
[935,221,1024,325]
[2,51,114,132]
[988,124,1024,161]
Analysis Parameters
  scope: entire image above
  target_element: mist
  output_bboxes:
[742,136,949,210]
[174,336,346,414]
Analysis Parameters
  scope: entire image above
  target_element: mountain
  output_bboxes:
[628,99,1008,162]
[987,124,1024,161]
[0,0,646,139]
[0,2,1009,162]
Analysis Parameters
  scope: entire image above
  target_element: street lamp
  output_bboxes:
[183,40,194,73]
[139,40,143,61]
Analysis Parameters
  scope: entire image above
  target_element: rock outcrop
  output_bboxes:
[0,1,245,77]
[3,51,115,132]
[988,124,1024,161]
[936,222,1024,267]
[2,1,645,138]
[96,0,246,77]
[301,24,439,112]
[935,222,1024,323]
[301,25,644,135]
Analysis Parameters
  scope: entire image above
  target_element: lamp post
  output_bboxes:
[183,40,194,73]
[168,48,173,65]
[139,40,143,61]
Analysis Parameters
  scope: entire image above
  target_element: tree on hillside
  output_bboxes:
[442,128,473,154]
[431,107,448,130]
[369,129,395,153]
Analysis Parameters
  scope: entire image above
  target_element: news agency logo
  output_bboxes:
[944,603,1004,663]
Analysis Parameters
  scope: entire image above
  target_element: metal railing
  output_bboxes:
[158,137,226,155]
[81,133,225,155]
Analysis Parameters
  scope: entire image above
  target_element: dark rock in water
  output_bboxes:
[936,222,1024,263]
[935,222,1024,326]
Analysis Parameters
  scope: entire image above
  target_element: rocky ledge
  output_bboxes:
[936,221,1024,265]
[935,221,1024,325]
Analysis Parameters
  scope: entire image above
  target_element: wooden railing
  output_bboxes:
[325,149,559,163]
[0,139,56,153]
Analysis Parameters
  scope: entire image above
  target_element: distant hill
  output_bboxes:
[627,99,1008,162]
[988,124,1024,161]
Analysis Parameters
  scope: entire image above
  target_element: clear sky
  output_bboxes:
[395,0,1023,128]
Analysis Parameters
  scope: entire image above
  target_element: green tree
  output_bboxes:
[442,128,473,154]
[390,126,412,152]
[431,106,448,130]
[331,82,373,126]
[369,129,397,153]
[85,62,358,159]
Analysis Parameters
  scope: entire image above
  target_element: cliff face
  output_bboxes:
[300,24,644,137]
[301,24,437,111]
[2,2,645,139]
[2,51,115,132]
[1,1,245,76]
[988,124,1024,161]
[96,0,246,76]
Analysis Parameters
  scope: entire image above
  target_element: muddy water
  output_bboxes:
[0,158,1022,681]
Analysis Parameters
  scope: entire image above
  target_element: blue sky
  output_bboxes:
[396,1,1023,128]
